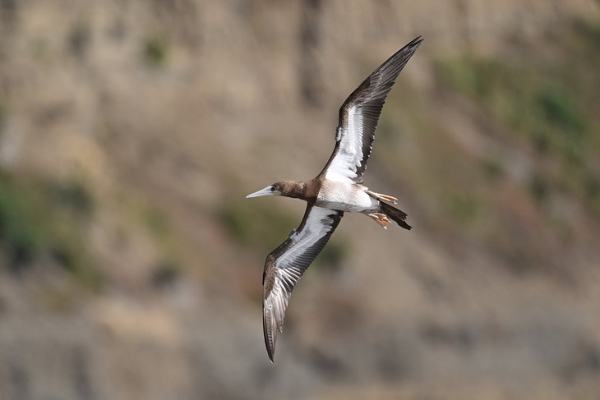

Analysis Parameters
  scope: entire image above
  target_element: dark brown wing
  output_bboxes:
[320,36,423,184]
[262,205,343,362]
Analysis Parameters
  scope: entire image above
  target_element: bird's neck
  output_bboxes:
[279,181,308,199]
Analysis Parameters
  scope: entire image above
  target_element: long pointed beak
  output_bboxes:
[246,185,278,198]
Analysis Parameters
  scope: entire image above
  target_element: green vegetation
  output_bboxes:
[574,19,600,49]
[443,191,481,226]
[51,180,95,217]
[121,195,187,282]
[0,100,5,129]
[481,157,504,182]
[312,238,349,273]
[0,170,100,289]
[151,258,181,289]
[584,171,600,215]
[220,199,299,253]
[435,24,600,215]
[143,34,170,66]
[142,205,186,282]
[537,85,584,135]
[529,173,551,204]
[0,183,42,266]
[142,205,170,239]
[68,23,90,58]
[436,57,589,161]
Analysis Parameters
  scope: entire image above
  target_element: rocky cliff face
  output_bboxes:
[1,1,600,399]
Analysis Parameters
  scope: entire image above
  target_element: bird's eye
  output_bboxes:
[271,186,276,192]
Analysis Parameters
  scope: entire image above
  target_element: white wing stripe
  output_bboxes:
[326,105,365,183]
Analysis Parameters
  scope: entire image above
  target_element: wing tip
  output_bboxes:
[267,345,275,363]
[408,35,424,48]
[263,317,276,362]
[404,36,424,55]
[263,301,279,363]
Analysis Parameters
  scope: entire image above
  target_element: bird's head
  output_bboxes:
[246,183,282,198]
[246,181,306,199]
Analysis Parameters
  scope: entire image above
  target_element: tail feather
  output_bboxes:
[379,202,411,230]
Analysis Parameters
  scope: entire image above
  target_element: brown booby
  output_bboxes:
[246,36,423,362]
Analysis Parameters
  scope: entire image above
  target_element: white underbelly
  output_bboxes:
[316,182,379,213]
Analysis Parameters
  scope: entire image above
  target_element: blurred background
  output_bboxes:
[0,0,600,399]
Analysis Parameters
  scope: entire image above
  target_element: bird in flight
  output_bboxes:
[246,36,422,362]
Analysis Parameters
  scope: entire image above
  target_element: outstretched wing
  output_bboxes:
[262,205,343,362]
[321,36,423,184]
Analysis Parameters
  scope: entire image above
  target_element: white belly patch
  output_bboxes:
[316,182,378,213]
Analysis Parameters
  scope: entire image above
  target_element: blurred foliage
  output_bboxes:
[0,180,42,266]
[68,23,91,59]
[435,23,600,215]
[220,199,299,253]
[481,157,504,182]
[376,83,418,144]
[142,205,170,239]
[537,86,584,135]
[574,18,600,49]
[312,237,349,273]
[51,180,95,216]
[529,172,551,204]
[151,258,181,289]
[436,59,588,159]
[0,100,5,129]
[443,191,481,226]
[143,34,170,67]
[123,195,187,277]
[0,170,100,289]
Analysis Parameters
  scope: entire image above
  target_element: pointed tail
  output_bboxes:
[379,202,412,230]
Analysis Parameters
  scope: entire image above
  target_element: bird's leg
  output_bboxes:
[367,213,390,229]
[366,190,398,205]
